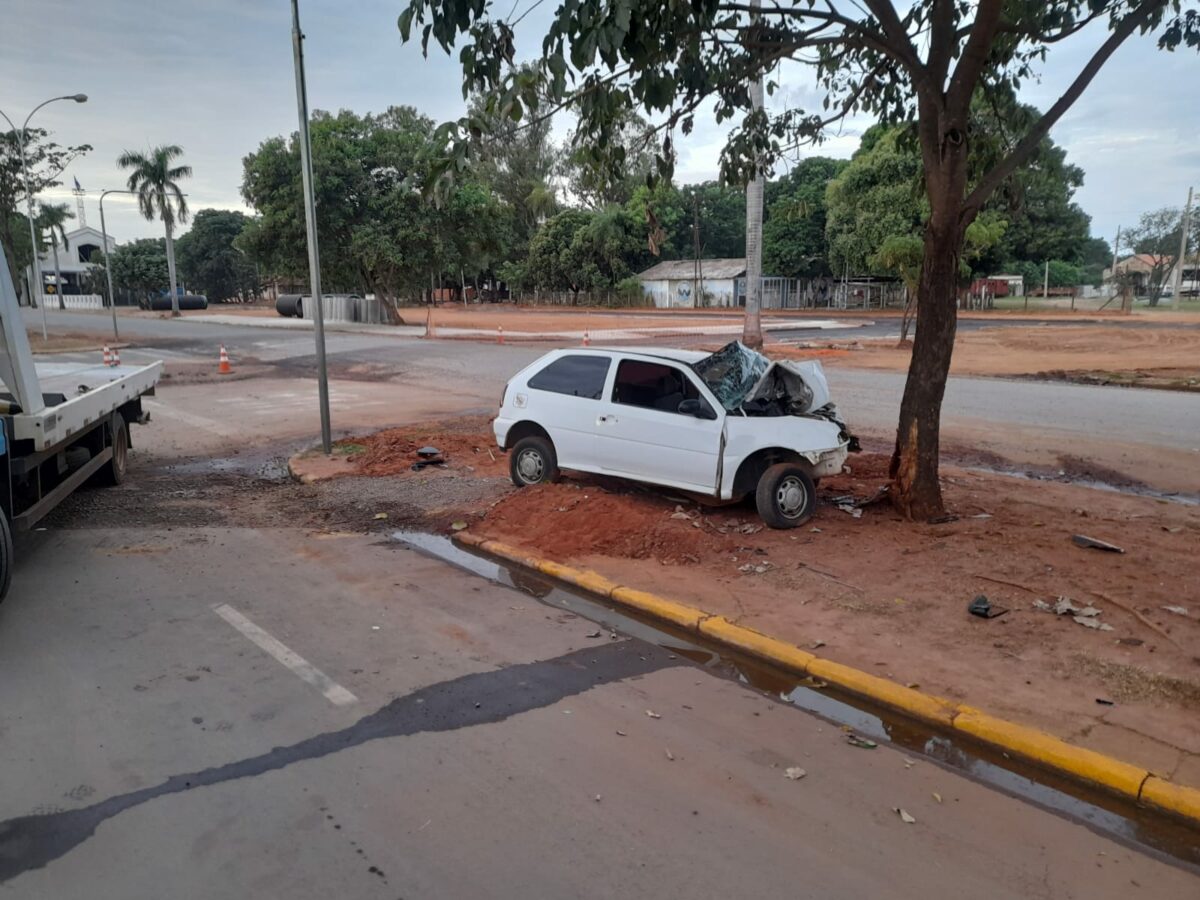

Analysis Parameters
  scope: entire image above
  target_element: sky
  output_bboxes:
[1,0,1196,251]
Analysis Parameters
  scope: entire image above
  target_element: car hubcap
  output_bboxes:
[776,477,807,518]
[518,450,544,482]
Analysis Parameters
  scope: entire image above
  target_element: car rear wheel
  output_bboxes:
[509,435,559,487]
[99,413,129,486]
[755,463,815,528]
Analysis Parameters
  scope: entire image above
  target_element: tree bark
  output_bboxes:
[890,217,964,519]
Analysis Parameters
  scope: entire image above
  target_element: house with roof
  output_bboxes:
[36,225,115,295]
[637,258,753,308]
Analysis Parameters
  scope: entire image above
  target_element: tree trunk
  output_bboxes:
[890,219,964,520]
[164,219,181,317]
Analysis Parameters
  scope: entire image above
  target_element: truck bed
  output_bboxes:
[5,361,163,451]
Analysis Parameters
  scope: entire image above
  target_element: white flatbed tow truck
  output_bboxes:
[0,247,161,600]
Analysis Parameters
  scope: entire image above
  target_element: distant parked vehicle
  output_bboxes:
[493,342,857,527]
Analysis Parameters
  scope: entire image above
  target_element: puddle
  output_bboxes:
[393,530,1200,868]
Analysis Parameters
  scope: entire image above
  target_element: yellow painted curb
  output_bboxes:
[698,617,816,674]
[808,658,958,728]
[1140,776,1200,823]
[611,587,708,632]
[952,706,1149,798]
[450,532,1200,827]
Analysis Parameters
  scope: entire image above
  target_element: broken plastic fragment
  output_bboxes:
[1071,534,1124,553]
[1073,615,1114,631]
[894,808,916,824]
[646,710,661,719]
[784,767,807,780]
[1161,605,1189,617]
[846,734,877,749]
[373,512,388,520]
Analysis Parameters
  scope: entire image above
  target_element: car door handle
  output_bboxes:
[597,415,618,425]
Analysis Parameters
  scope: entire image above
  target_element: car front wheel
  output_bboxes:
[755,463,816,528]
[509,435,559,487]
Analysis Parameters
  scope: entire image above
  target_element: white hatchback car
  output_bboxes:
[493,342,855,527]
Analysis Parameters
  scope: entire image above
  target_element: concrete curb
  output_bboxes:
[452,531,1200,828]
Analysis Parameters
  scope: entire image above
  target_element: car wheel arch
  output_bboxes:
[502,419,553,452]
[731,446,814,497]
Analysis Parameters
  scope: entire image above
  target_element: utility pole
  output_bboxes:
[741,0,764,347]
[291,0,332,454]
[692,193,704,307]
[1042,260,1049,305]
[1169,186,1193,307]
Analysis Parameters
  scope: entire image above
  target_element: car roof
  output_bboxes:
[557,346,710,365]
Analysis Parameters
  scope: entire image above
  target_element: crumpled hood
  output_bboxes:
[692,341,832,414]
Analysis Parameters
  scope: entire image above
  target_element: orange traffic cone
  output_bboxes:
[497,325,504,345]
[102,346,112,367]
[218,345,232,375]
[112,348,121,367]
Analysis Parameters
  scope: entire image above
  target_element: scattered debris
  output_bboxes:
[665,748,675,761]
[1096,698,1115,706]
[594,794,602,802]
[416,446,441,459]
[894,808,917,824]
[1074,616,1114,632]
[809,640,826,650]
[932,793,942,804]
[968,595,1008,619]
[1117,637,1144,647]
[928,514,958,525]
[784,767,807,780]
[1071,534,1125,554]
[585,630,602,639]
[615,730,627,736]
[1032,599,1052,612]
[449,520,468,531]
[1161,525,1183,534]
[372,512,389,520]
[836,503,864,518]
[646,710,661,719]
[846,734,877,749]
[970,513,993,519]
[1161,606,1189,617]
[738,562,774,575]
[370,625,381,631]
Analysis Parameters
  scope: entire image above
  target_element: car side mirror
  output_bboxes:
[678,398,717,420]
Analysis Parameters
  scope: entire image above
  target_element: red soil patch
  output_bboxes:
[340,421,507,478]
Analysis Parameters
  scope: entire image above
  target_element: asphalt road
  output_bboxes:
[2,523,1196,898]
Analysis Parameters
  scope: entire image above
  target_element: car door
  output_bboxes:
[521,353,612,470]
[593,357,724,492]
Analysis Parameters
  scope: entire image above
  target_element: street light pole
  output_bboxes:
[98,189,122,340]
[0,94,87,341]
[290,0,332,454]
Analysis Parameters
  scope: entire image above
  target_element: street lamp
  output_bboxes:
[0,93,88,341]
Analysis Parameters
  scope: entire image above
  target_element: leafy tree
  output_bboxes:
[101,238,169,301]
[1078,235,1112,286]
[0,127,90,301]
[1122,205,1200,305]
[673,182,745,260]
[118,144,192,316]
[763,157,846,278]
[242,107,509,308]
[566,109,656,209]
[400,0,1200,519]
[523,209,592,294]
[175,209,258,302]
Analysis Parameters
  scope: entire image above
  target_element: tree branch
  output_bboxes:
[946,0,1005,113]
[925,0,955,86]
[962,0,1166,215]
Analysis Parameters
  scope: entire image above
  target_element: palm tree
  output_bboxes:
[34,202,73,310]
[117,145,190,316]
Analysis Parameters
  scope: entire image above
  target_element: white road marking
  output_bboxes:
[144,399,242,437]
[213,603,358,707]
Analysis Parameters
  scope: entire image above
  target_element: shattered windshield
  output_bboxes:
[691,341,769,410]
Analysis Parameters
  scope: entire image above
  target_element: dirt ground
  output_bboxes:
[25,330,119,353]
[300,417,1200,790]
[780,324,1200,387]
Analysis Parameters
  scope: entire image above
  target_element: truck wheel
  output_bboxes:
[509,435,558,487]
[755,463,816,528]
[0,510,12,603]
[100,413,129,486]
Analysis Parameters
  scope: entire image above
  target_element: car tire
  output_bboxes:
[509,435,558,487]
[755,463,816,528]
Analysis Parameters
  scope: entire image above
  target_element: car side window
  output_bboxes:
[611,360,701,413]
[527,355,611,400]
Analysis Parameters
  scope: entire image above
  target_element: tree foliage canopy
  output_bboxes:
[175,209,258,302]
